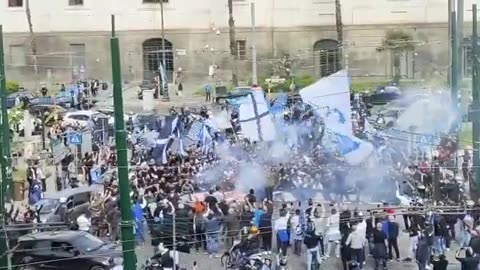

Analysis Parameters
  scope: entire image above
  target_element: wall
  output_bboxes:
[0,0,467,33]
[1,0,468,86]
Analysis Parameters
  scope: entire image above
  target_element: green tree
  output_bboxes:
[378,30,415,84]
[6,80,20,94]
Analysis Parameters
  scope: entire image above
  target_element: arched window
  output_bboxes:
[142,38,174,80]
[313,39,341,77]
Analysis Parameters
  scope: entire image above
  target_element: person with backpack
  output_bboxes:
[290,209,303,255]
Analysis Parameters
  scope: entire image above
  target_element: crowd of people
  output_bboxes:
[5,81,479,270]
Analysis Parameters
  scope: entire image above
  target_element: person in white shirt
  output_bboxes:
[76,213,90,232]
[325,208,341,258]
[311,204,327,256]
[290,209,303,256]
[274,208,290,256]
[356,212,368,266]
[346,224,366,267]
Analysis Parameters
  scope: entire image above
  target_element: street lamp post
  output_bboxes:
[160,0,170,101]
[41,110,48,150]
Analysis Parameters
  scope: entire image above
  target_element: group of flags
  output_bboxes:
[141,69,380,166]
[143,114,219,165]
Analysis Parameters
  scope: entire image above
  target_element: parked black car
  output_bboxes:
[6,91,37,109]
[215,87,252,104]
[12,231,121,270]
[363,86,401,105]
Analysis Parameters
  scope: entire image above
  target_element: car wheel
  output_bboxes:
[90,265,106,270]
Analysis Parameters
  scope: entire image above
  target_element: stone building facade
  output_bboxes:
[0,0,472,87]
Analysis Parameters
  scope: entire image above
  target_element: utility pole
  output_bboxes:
[452,11,460,108]
[0,25,11,270]
[110,15,137,270]
[470,5,480,197]
[160,0,170,101]
[335,0,343,68]
[250,1,258,85]
[448,0,453,85]
[0,25,12,201]
[228,0,238,86]
[458,0,464,79]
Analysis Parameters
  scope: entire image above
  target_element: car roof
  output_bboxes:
[43,185,102,200]
[18,230,89,242]
[8,91,34,97]
[65,110,107,118]
[65,110,97,116]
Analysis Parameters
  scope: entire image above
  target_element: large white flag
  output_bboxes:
[238,90,277,141]
[300,70,374,165]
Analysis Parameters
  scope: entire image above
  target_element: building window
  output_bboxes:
[9,45,26,66]
[69,0,84,6]
[464,45,472,78]
[70,44,86,81]
[8,0,23,7]
[143,0,168,3]
[236,40,247,60]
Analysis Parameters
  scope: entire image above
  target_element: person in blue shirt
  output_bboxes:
[133,197,145,245]
[205,84,212,102]
[254,202,265,228]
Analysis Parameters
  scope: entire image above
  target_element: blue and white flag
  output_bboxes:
[159,63,168,90]
[186,121,203,142]
[238,90,277,142]
[270,93,288,116]
[198,123,212,153]
[151,115,179,164]
[300,70,374,165]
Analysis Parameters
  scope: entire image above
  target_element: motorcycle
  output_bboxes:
[220,240,266,270]
[142,258,186,270]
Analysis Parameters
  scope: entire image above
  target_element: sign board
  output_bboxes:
[51,138,66,163]
[68,133,82,145]
[176,49,187,56]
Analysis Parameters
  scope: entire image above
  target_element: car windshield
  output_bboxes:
[71,234,105,252]
[35,198,59,214]
[231,89,251,95]
[56,92,70,98]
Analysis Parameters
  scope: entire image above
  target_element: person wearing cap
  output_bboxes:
[236,226,260,257]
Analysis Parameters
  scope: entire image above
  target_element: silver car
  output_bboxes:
[35,185,103,223]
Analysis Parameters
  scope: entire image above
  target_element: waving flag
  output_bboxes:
[238,90,277,141]
[152,115,179,164]
[270,93,288,116]
[300,70,374,165]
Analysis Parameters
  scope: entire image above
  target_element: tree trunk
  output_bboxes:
[228,0,238,86]
[393,50,401,84]
[335,0,343,67]
[25,0,39,91]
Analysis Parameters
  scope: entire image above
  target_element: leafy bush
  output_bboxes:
[6,80,20,94]
[259,74,316,93]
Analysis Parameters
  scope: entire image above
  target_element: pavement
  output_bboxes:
[95,83,209,114]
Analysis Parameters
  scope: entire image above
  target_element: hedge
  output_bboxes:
[6,80,20,94]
